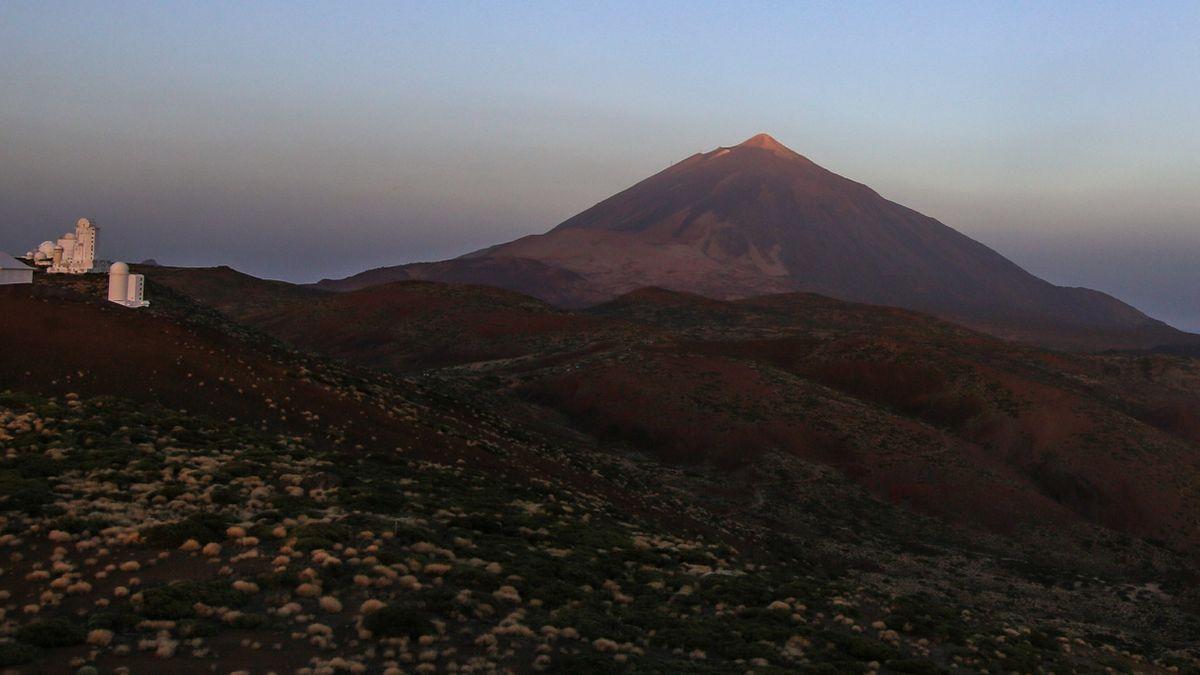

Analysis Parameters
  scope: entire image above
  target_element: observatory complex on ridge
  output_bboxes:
[24,218,106,274]
[14,217,149,308]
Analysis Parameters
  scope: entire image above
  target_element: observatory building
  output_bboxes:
[25,218,106,274]
[17,217,149,305]
[108,262,149,308]
[0,251,33,286]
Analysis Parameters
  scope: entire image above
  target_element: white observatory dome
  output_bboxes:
[110,261,129,274]
[64,232,76,240]
[38,241,55,256]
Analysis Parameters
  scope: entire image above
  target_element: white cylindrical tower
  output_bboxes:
[108,261,130,304]
[127,274,145,305]
[60,234,76,268]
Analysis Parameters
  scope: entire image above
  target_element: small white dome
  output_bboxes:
[63,232,76,240]
[38,241,55,255]
[110,261,129,274]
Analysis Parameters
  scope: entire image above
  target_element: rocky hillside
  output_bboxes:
[0,273,1197,673]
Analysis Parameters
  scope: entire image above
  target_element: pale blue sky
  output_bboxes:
[1,1,1197,329]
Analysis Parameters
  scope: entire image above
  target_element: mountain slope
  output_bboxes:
[320,134,1196,351]
[4,271,1199,670]
[152,267,1200,554]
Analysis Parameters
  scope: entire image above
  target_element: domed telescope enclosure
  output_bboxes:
[107,261,149,308]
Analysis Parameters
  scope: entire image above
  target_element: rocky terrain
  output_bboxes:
[0,272,1198,673]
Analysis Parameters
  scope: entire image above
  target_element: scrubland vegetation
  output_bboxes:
[2,390,1197,673]
[1,273,1199,672]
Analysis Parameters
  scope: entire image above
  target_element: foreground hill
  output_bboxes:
[318,134,1198,352]
[147,265,630,370]
[577,289,1200,546]
[156,267,1200,551]
[4,272,1198,672]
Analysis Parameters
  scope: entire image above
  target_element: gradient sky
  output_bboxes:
[2,1,1198,330]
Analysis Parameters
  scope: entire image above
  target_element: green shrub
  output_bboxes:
[364,604,429,640]
[343,486,410,514]
[0,474,56,515]
[271,494,320,518]
[0,642,37,666]
[293,521,350,541]
[178,619,220,638]
[49,516,111,534]
[155,484,187,501]
[840,634,897,658]
[229,613,269,630]
[445,564,494,591]
[140,580,246,619]
[734,607,802,644]
[210,485,242,505]
[141,511,230,548]
[87,610,140,632]
[16,617,85,648]
[543,651,626,673]
[887,658,944,674]
[292,522,350,551]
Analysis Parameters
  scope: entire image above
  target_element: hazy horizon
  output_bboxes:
[2,2,1197,331]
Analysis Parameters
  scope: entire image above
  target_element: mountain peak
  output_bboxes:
[735,133,800,158]
[326,134,1186,351]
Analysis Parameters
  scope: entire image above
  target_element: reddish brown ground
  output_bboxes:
[74,270,1200,553]
[0,282,728,544]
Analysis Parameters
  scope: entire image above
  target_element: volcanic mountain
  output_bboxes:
[322,133,1196,350]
